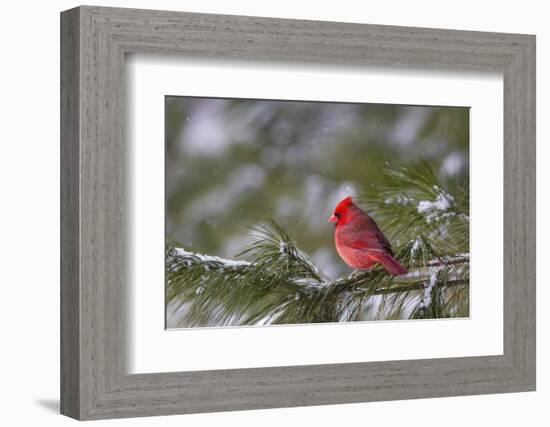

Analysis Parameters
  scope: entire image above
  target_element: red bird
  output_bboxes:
[329,196,408,276]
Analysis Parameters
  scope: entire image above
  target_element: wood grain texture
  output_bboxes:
[60,7,80,419]
[60,5,536,420]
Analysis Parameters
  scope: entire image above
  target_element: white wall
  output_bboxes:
[0,0,546,425]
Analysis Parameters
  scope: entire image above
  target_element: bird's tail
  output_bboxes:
[376,254,408,276]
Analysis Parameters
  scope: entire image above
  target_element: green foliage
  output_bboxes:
[360,161,469,254]
[167,163,470,328]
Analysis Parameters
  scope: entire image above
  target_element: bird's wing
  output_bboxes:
[337,214,394,255]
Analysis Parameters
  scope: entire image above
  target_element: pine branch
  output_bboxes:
[168,246,468,294]
[167,223,469,327]
[371,278,468,295]
[426,254,469,267]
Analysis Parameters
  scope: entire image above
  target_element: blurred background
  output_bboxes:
[166,97,469,280]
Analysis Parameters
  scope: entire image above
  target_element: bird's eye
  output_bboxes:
[335,213,340,218]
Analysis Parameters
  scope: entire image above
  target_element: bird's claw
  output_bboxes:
[349,269,369,279]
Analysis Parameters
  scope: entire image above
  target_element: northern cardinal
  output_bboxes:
[329,196,408,276]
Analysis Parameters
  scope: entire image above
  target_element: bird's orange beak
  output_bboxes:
[328,214,338,223]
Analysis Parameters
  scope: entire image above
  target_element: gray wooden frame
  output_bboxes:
[60,5,536,420]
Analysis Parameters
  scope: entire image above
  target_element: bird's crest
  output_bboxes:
[334,196,354,213]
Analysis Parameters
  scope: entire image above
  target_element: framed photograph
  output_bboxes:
[61,6,535,420]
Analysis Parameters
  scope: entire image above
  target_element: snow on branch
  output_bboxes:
[167,244,469,294]
[172,247,251,268]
